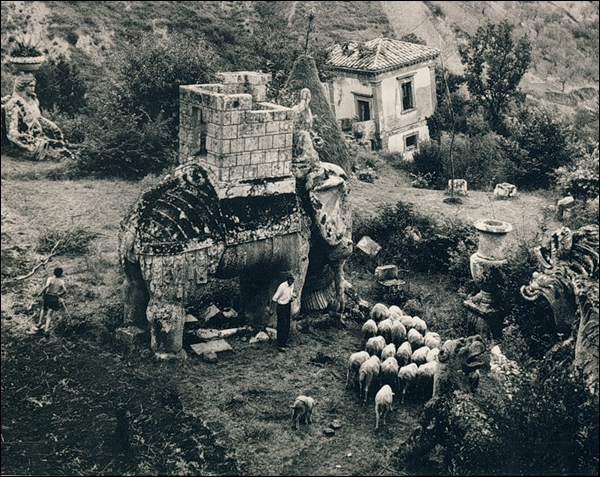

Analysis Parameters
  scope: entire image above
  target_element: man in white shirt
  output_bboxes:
[271,274,296,350]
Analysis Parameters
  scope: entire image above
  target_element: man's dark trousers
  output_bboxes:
[276,302,291,347]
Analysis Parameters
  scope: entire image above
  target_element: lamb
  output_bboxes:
[359,355,381,403]
[400,315,416,331]
[377,318,393,344]
[366,335,386,358]
[291,395,315,430]
[416,361,439,401]
[388,311,402,323]
[370,303,389,323]
[390,321,407,347]
[411,345,431,366]
[361,319,378,342]
[388,305,404,316]
[412,316,428,335]
[407,328,425,349]
[346,351,370,389]
[397,363,418,403]
[381,343,397,361]
[426,347,440,363]
[395,341,413,367]
[424,331,441,350]
[375,384,394,429]
[381,356,399,390]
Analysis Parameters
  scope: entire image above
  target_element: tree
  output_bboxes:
[458,21,531,132]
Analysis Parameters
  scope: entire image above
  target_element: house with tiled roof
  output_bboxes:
[325,38,440,157]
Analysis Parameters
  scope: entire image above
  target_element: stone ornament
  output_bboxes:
[1,74,73,160]
[447,179,468,196]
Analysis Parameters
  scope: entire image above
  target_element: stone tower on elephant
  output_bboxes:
[118,72,352,357]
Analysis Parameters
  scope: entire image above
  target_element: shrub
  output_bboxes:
[554,149,599,201]
[506,106,578,189]
[352,200,475,273]
[35,56,87,116]
[76,110,177,180]
[563,196,599,230]
[411,140,445,188]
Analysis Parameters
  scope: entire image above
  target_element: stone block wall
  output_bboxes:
[179,72,295,198]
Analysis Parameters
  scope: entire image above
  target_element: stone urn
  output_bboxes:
[8,55,46,72]
[465,219,513,317]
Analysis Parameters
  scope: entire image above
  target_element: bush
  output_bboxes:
[555,149,599,201]
[506,106,578,189]
[35,56,87,116]
[76,110,176,180]
[114,32,218,138]
[352,200,475,273]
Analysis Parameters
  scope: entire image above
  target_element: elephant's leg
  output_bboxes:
[122,259,149,327]
[332,259,347,313]
[147,298,186,358]
[290,236,311,319]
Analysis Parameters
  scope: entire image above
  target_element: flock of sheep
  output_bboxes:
[346,303,443,429]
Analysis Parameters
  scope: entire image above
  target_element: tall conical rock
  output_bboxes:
[283,55,351,174]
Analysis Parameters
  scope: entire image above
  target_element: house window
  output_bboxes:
[405,133,418,150]
[193,106,207,156]
[356,99,371,121]
[399,78,415,112]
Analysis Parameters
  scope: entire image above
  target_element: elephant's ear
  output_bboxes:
[305,162,352,247]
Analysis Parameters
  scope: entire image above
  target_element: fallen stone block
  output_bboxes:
[447,179,468,196]
[202,351,218,363]
[323,428,335,437]
[222,307,238,320]
[356,236,381,257]
[249,331,270,344]
[195,329,221,341]
[265,327,278,340]
[556,196,575,220]
[375,265,398,281]
[190,339,232,356]
[330,419,342,430]
[115,326,146,348]
[185,314,199,323]
[203,304,222,323]
[220,326,251,338]
[494,182,517,200]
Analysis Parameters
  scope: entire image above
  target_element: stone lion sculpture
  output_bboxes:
[521,224,599,394]
[1,74,73,160]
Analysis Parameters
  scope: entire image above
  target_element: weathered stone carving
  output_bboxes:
[119,74,352,357]
[521,224,599,394]
[1,74,73,160]
[399,335,499,475]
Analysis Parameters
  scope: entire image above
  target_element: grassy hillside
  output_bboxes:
[2,1,597,114]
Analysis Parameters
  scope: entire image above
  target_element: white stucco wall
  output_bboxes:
[387,122,430,159]
[328,76,374,120]
[380,64,435,135]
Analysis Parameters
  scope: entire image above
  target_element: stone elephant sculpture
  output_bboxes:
[118,161,352,357]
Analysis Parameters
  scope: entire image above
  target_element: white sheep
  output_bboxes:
[397,363,418,403]
[388,305,404,316]
[424,331,441,350]
[370,303,389,323]
[395,341,412,367]
[377,318,393,343]
[407,328,425,349]
[346,351,370,389]
[381,356,399,390]
[359,355,381,403]
[375,384,394,429]
[400,315,416,331]
[366,335,386,358]
[412,316,428,335]
[411,345,431,366]
[390,321,407,347]
[416,361,439,401]
[361,319,378,342]
[426,347,440,363]
[291,395,315,430]
[381,343,397,362]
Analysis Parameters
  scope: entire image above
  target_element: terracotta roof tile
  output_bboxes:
[326,38,440,74]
